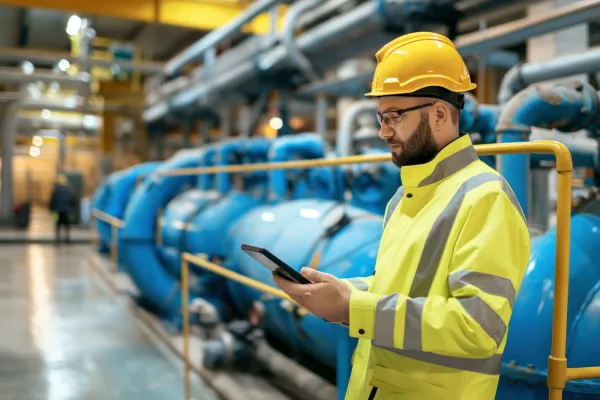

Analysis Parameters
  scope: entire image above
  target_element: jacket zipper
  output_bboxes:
[368,387,378,400]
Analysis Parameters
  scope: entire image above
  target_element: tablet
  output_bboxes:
[241,244,312,284]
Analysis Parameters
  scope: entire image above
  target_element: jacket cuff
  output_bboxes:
[348,290,379,340]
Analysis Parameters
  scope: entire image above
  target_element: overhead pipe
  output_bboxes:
[336,100,378,158]
[0,67,90,86]
[292,0,600,100]
[164,0,286,76]
[0,46,164,74]
[454,0,600,57]
[495,80,600,221]
[498,46,600,104]
[144,0,445,122]
[282,0,321,82]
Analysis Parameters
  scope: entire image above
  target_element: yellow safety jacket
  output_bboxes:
[343,134,531,400]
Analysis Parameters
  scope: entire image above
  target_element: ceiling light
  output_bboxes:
[58,59,70,72]
[32,136,43,147]
[41,109,51,119]
[269,117,283,130]
[66,15,81,36]
[29,146,40,158]
[21,61,34,75]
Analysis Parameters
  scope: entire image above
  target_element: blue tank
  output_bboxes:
[226,198,382,367]
[496,213,600,399]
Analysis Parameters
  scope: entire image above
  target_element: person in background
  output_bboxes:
[50,174,74,243]
[273,31,531,400]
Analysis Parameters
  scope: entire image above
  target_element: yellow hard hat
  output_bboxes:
[365,32,476,109]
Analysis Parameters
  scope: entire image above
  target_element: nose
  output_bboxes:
[378,123,393,140]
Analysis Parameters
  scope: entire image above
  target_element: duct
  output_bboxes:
[0,67,90,86]
[454,0,600,57]
[495,80,600,221]
[164,0,286,75]
[337,100,378,158]
[0,46,164,74]
[145,0,441,122]
[498,46,600,104]
[282,0,321,82]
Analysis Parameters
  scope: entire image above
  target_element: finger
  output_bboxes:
[273,274,310,296]
[300,267,331,283]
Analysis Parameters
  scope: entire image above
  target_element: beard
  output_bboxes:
[389,110,439,168]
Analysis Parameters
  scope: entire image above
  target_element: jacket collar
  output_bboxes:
[400,134,478,188]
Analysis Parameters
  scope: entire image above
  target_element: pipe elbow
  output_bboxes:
[496,81,599,135]
[268,133,326,162]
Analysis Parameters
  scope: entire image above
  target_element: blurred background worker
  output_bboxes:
[273,32,531,400]
[50,173,75,243]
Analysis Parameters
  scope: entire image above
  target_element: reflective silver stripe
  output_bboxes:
[449,270,517,308]
[501,177,527,222]
[374,347,503,375]
[418,145,479,187]
[347,278,369,291]
[403,297,425,351]
[409,173,501,298]
[383,186,404,229]
[373,295,425,351]
[373,294,398,349]
[458,297,507,347]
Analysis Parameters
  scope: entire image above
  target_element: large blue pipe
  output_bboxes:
[495,80,600,219]
[496,213,600,399]
[121,148,209,322]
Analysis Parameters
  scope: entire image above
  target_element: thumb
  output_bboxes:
[301,267,330,283]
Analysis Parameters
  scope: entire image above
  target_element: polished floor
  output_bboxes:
[0,244,215,400]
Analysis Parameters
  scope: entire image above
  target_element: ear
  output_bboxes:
[432,102,449,131]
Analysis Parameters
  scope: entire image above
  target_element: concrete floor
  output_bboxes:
[0,244,215,400]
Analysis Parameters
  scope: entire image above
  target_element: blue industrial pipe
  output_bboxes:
[495,80,600,219]
[121,148,211,323]
[496,213,600,399]
[268,133,342,203]
[460,93,501,168]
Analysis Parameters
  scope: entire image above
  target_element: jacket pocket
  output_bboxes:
[369,365,451,400]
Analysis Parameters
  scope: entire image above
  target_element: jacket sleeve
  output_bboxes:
[347,189,531,359]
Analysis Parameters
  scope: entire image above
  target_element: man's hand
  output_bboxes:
[273,268,351,325]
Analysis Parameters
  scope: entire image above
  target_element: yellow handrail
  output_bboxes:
[91,209,125,292]
[168,140,586,400]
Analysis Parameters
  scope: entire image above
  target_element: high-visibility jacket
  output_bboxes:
[343,133,531,400]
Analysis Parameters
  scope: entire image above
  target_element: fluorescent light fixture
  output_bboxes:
[66,15,81,36]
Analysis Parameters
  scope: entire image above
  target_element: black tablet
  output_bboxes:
[241,244,312,284]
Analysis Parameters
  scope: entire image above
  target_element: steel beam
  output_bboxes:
[0,46,164,74]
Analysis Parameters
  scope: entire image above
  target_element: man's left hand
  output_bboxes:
[273,268,351,325]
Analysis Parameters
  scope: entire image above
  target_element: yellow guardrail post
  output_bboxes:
[181,255,191,400]
[91,209,125,293]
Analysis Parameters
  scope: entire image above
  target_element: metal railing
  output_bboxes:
[93,140,596,400]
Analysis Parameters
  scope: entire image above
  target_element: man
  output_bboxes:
[50,173,74,243]
[273,32,531,399]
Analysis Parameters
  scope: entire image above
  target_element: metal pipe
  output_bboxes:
[164,0,286,75]
[0,67,90,86]
[282,0,321,81]
[495,80,600,221]
[0,46,164,74]
[336,100,378,157]
[454,0,600,57]
[145,0,434,122]
[0,101,18,222]
[498,46,600,104]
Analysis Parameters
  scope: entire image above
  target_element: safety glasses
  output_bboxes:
[376,102,434,128]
